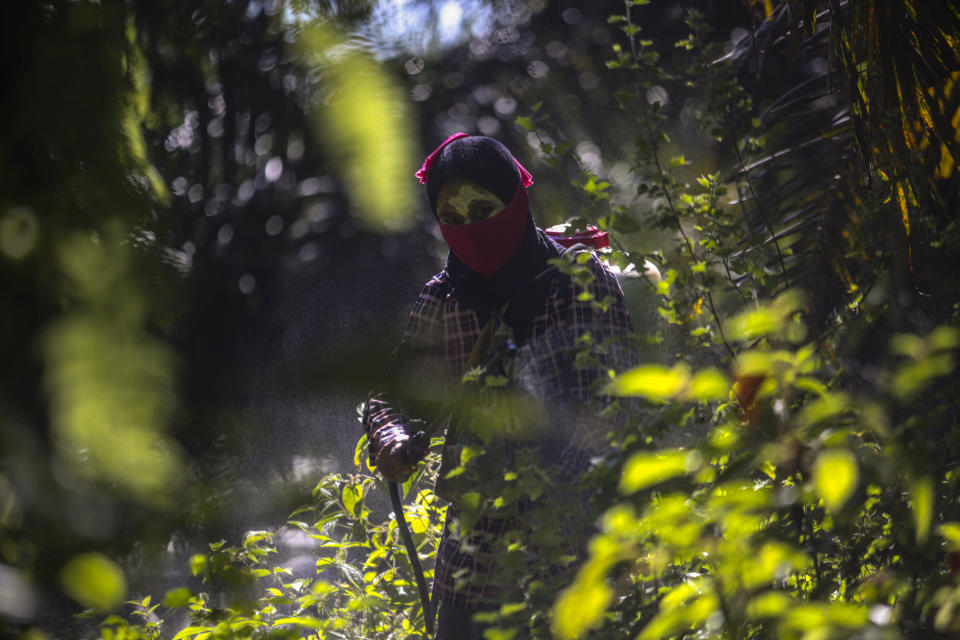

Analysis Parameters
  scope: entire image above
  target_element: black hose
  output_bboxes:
[390,480,434,637]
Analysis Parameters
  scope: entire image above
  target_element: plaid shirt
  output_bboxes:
[364,245,636,609]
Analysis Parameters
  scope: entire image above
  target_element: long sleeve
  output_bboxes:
[361,277,449,463]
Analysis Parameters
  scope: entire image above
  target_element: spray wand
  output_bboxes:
[389,430,433,636]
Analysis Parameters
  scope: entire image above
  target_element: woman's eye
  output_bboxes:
[440,211,466,225]
[469,203,496,221]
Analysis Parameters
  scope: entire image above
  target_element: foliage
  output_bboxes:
[91,447,446,640]
[546,1,960,639]
[3,0,960,638]
[0,0,418,633]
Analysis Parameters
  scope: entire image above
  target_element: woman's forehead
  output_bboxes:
[436,178,504,207]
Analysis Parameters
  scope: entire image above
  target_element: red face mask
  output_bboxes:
[439,184,529,276]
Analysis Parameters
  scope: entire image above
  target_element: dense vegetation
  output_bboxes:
[1,0,959,638]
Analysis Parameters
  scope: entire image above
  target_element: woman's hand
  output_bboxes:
[375,436,417,482]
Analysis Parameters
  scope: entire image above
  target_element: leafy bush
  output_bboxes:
[96,441,445,640]
[89,2,960,639]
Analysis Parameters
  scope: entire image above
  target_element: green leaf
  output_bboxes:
[342,484,362,517]
[163,587,193,608]
[551,573,612,640]
[458,492,483,531]
[243,530,272,549]
[354,433,368,470]
[638,579,719,640]
[892,354,955,398]
[59,553,127,612]
[799,392,850,425]
[606,364,690,401]
[272,616,325,629]
[813,450,858,514]
[687,369,729,401]
[172,626,213,640]
[619,449,700,494]
[189,554,207,577]
[516,116,536,132]
[930,326,960,351]
[461,445,482,466]
[740,543,809,589]
[940,522,960,550]
[747,591,795,619]
[724,290,806,342]
[295,23,416,232]
[912,476,934,543]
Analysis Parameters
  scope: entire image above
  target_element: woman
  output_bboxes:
[363,133,636,638]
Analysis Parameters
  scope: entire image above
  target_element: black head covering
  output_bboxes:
[425,136,521,213]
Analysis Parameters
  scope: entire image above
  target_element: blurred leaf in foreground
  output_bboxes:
[42,228,182,502]
[813,449,858,515]
[59,553,127,613]
[295,21,416,232]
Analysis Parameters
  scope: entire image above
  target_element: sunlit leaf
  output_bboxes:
[799,392,850,425]
[930,326,960,351]
[892,354,955,398]
[733,350,774,377]
[619,449,701,494]
[516,116,536,131]
[172,626,213,640]
[354,434,368,471]
[296,22,415,232]
[911,475,934,543]
[687,368,729,401]
[739,542,809,589]
[638,579,719,640]
[939,522,960,550]
[551,575,612,640]
[724,290,806,342]
[59,553,127,612]
[747,591,795,619]
[813,450,858,514]
[273,616,325,628]
[606,364,690,401]
[342,484,362,518]
[163,587,193,608]
[189,554,207,577]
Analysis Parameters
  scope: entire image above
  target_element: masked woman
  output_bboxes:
[362,133,636,639]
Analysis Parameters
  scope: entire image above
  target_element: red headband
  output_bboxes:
[415,132,534,188]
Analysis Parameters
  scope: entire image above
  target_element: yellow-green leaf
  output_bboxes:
[619,449,700,494]
[551,575,612,640]
[746,591,795,619]
[342,484,362,517]
[638,580,719,640]
[912,476,934,543]
[939,522,960,550]
[813,450,858,514]
[295,23,414,231]
[59,553,127,612]
[687,368,729,401]
[172,626,212,640]
[163,587,193,608]
[607,364,690,401]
